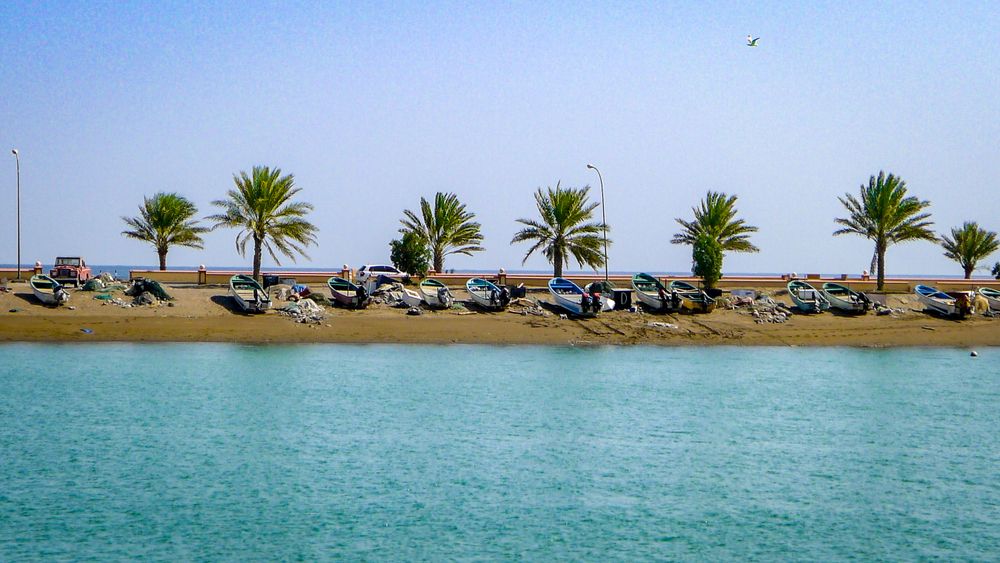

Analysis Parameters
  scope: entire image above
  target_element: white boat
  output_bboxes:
[978,287,1000,311]
[915,284,969,317]
[821,282,870,313]
[632,273,678,311]
[583,281,618,312]
[30,274,69,305]
[466,278,509,311]
[399,286,424,308]
[787,280,830,313]
[419,278,454,309]
[229,275,271,313]
[548,277,613,316]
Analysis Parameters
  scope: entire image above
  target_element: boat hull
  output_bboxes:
[917,294,956,316]
[327,277,369,309]
[632,273,677,312]
[229,275,271,313]
[914,285,966,317]
[29,275,69,306]
[466,278,507,311]
[821,283,868,313]
[548,277,612,316]
[552,291,590,316]
[978,288,1000,311]
[824,294,866,312]
[419,279,454,309]
[788,280,829,313]
[634,289,668,310]
[668,281,715,313]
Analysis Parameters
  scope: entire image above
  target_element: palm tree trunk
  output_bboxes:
[553,246,563,278]
[252,236,263,281]
[158,249,167,271]
[876,240,887,291]
[964,265,974,279]
[433,251,443,274]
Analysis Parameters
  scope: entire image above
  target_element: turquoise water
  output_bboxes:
[1,344,998,560]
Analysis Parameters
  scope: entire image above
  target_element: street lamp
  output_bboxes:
[586,163,609,282]
[11,149,20,280]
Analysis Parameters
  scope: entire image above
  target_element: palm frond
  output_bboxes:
[510,182,609,274]
[210,166,319,277]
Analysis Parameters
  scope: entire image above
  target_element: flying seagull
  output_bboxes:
[746,35,760,47]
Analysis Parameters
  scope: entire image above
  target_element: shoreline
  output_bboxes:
[2,285,998,347]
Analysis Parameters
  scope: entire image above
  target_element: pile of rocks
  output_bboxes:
[729,294,793,324]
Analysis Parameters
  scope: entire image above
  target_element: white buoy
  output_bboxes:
[971,351,978,357]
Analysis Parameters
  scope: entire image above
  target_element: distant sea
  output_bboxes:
[2,263,994,280]
[1,344,998,560]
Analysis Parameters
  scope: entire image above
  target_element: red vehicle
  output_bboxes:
[50,257,92,287]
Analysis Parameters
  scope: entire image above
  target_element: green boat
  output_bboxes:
[632,273,677,311]
[229,274,271,313]
[327,276,369,309]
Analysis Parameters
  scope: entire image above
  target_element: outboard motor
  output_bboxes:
[499,286,511,307]
[580,292,592,313]
[55,286,69,304]
[437,287,453,309]
[489,287,500,307]
[956,292,972,317]
[591,292,603,314]
[858,291,872,311]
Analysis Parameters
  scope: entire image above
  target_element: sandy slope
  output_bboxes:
[1,284,998,347]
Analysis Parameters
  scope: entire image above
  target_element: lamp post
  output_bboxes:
[586,163,608,282]
[11,149,20,280]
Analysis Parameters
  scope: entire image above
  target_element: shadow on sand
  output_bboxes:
[12,292,52,307]
[210,294,254,316]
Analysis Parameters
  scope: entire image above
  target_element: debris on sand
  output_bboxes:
[125,278,172,301]
[370,282,405,305]
[507,298,550,317]
[278,298,326,324]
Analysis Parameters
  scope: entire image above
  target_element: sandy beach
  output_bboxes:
[1,282,998,347]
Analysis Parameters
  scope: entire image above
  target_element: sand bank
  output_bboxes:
[1,284,998,347]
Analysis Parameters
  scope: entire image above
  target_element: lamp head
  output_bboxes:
[11,149,18,156]
[586,164,595,170]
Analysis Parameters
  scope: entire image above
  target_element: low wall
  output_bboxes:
[123,268,1000,294]
[128,269,351,286]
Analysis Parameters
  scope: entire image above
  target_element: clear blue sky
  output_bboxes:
[2,1,998,275]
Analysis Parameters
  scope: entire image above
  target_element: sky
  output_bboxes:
[2,1,999,276]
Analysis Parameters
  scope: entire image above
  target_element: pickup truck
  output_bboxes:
[50,257,92,287]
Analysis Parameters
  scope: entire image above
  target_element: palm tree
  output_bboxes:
[399,192,484,273]
[940,222,999,279]
[672,191,759,279]
[511,182,608,277]
[834,171,936,290]
[207,166,318,281]
[121,192,209,270]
